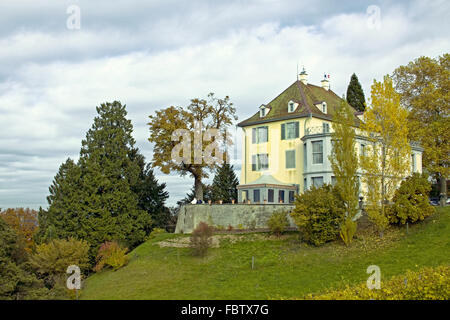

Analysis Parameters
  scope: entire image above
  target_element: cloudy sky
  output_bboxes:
[0,0,449,209]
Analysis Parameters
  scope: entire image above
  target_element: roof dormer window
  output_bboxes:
[259,104,267,117]
[322,102,327,114]
[288,100,297,113]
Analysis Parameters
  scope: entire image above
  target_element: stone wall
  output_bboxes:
[175,204,296,234]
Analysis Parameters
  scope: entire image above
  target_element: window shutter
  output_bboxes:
[252,155,257,171]
[281,123,285,140]
[264,126,268,142]
[252,128,256,144]
[295,122,299,138]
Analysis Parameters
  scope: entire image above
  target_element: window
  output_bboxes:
[323,122,330,133]
[252,153,269,171]
[288,101,296,113]
[331,176,336,186]
[322,102,327,113]
[281,121,299,140]
[278,190,285,203]
[312,141,323,164]
[312,177,324,188]
[268,189,274,203]
[253,189,260,203]
[252,126,268,144]
[303,143,307,170]
[360,143,366,157]
[260,108,266,117]
[289,191,295,203]
[286,150,296,169]
[242,190,248,202]
[412,153,416,172]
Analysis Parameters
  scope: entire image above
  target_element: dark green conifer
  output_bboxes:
[346,73,366,112]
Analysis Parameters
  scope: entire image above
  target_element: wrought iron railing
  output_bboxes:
[305,126,330,135]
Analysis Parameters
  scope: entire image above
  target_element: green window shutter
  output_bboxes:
[295,122,299,138]
[281,123,285,140]
[252,128,256,144]
[252,155,257,171]
[264,126,268,142]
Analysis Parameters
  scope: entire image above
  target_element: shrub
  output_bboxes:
[148,227,166,239]
[267,210,290,237]
[290,184,346,246]
[190,222,214,257]
[304,265,450,300]
[215,225,225,231]
[0,218,50,300]
[93,241,129,272]
[387,173,435,225]
[340,218,357,246]
[30,237,90,287]
[247,218,257,230]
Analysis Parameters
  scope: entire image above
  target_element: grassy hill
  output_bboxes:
[81,206,450,299]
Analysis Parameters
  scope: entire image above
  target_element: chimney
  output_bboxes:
[321,74,330,91]
[299,67,308,85]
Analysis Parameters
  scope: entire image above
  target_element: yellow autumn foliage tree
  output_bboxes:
[360,75,411,232]
[393,54,450,205]
[329,97,359,245]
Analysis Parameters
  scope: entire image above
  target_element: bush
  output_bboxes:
[30,237,90,287]
[93,241,129,272]
[148,227,166,239]
[304,265,450,300]
[290,184,345,246]
[387,173,435,225]
[267,210,290,236]
[190,222,214,257]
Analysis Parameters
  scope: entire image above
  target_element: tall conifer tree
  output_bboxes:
[346,73,366,112]
[211,163,239,203]
[77,101,151,250]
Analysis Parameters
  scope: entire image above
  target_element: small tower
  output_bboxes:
[299,67,308,85]
[321,73,330,91]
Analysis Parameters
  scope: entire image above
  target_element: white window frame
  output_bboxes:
[288,100,297,113]
[312,140,323,164]
[252,153,269,171]
[312,176,324,188]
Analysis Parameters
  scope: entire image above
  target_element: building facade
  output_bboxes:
[236,70,423,203]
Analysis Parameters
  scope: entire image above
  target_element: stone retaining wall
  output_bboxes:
[175,204,296,234]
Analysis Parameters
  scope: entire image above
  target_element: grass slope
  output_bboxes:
[81,207,450,299]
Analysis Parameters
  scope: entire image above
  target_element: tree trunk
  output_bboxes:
[439,175,447,207]
[194,175,203,201]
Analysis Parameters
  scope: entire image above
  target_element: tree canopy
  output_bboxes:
[210,163,239,203]
[38,101,169,258]
[346,73,366,112]
[329,96,359,244]
[392,54,449,204]
[148,93,237,201]
[360,75,411,231]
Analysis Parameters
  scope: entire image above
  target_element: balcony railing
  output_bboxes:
[305,125,330,136]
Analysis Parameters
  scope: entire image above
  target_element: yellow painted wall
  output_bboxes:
[241,116,331,190]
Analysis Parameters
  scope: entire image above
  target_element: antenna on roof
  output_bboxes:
[296,62,299,81]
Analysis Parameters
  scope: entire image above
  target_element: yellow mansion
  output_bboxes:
[236,69,423,204]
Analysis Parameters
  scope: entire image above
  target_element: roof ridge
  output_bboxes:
[295,81,310,108]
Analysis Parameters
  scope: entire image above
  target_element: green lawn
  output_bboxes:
[81,206,450,299]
